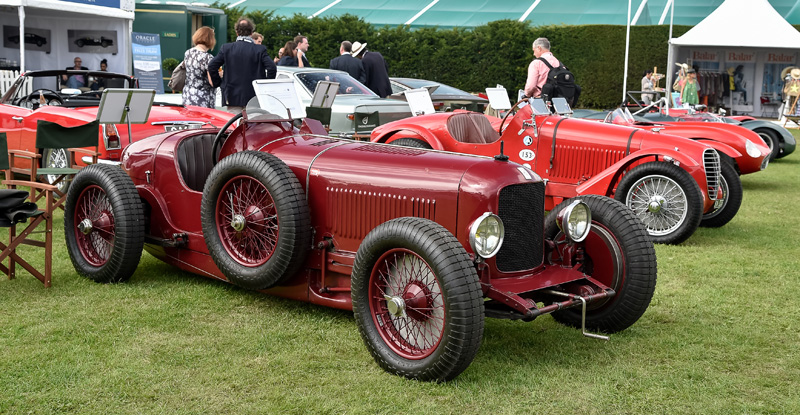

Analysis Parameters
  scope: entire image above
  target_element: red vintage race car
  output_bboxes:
[573,107,770,176]
[0,70,233,189]
[627,100,795,161]
[371,98,729,245]
[62,100,657,381]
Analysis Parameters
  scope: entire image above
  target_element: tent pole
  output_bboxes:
[18,5,25,72]
[665,0,675,115]
[623,0,632,105]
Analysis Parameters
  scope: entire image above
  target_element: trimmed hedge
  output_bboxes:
[213,4,691,109]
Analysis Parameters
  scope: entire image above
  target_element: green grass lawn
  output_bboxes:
[2,138,799,414]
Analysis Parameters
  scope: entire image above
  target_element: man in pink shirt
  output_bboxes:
[524,38,560,98]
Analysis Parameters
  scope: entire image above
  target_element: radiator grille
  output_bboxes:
[550,145,626,181]
[327,188,436,239]
[496,182,545,272]
[703,149,721,200]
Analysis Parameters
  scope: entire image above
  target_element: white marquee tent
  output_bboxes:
[0,0,134,74]
[666,0,800,115]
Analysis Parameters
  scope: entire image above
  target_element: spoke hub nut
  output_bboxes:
[231,214,246,232]
[648,196,666,213]
[78,218,93,235]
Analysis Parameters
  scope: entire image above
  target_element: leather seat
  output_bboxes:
[447,113,500,144]
[177,133,217,192]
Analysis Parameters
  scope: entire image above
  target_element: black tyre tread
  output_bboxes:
[545,195,657,333]
[201,151,311,290]
[351,217,484,382]
[699,160,742,228]
[754,128,780,161]
[64,164,145,283]
[614,161,703,245]
[389,137,432,149]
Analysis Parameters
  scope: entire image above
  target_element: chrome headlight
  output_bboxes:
[469,213,504,259]
[556,200,591,243]
[745,139,761,158]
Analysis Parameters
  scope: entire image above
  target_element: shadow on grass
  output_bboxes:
[128,252,354,321]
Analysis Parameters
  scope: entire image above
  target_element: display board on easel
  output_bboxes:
[96,89,156,146]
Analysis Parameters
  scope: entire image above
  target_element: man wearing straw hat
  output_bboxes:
[351,41,392,98]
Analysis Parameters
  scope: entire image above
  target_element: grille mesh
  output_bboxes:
[703,149,721,200]
[496,182,545,272]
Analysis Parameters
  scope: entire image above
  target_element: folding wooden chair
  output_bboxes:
[0,132,56,287]
[23,120,100,211]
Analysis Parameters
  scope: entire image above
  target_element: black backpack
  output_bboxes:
[538,57,581,107]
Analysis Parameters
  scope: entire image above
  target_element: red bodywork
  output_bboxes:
[0,101,232,167]
[370,106,719,213]
[122,117,611,316]
[593,114,769,174]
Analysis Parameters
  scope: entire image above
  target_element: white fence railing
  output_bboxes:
[0,70,29,96]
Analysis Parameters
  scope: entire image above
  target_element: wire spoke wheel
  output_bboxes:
[615,161,703,244]
[625,174,688,236]
[216,175,279,267]
[369,248,445,359]
[65,164,144,283]
[74,184,115,266]
[44,148,70,193]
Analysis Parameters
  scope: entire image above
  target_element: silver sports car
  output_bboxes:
[276,67,412,137]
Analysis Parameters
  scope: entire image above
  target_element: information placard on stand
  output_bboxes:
[404,88,435,116]
[253,79,305,119]
[310,81,339,108]
[97,89,155,124]
[486,86,511,110]
[96,89,156,146]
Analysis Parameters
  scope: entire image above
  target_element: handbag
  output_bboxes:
[168,61,186,92]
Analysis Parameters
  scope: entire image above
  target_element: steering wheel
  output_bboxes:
[212,112,244,165]
[21,89,64,107]
[497,98,530,134]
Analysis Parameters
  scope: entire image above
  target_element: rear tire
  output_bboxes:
[614,161,703,245]
[545,195,657,333]
[201,151,311,290]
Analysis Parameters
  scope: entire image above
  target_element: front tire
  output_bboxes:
[755,128,780,161]
[351,217,484,381]
[614,161,703,245]
[545,195,657,333]
[201,151,311,290]
[700,160,742,228]
[64,164,145,283]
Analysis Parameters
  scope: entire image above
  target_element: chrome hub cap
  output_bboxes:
[648,195,666,213]
[230,214,246,232]
[78,218,93,235]
[384,295,407,318]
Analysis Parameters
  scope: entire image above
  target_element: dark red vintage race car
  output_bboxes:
[371,98,728,245]
[63,100,656,381]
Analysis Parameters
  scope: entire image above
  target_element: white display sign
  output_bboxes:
[253,79,306,119]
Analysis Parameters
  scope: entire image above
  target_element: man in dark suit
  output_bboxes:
[351,42,392,98]
[329,41,365,84]
[208,17,277,113]
[294,35,311,67]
